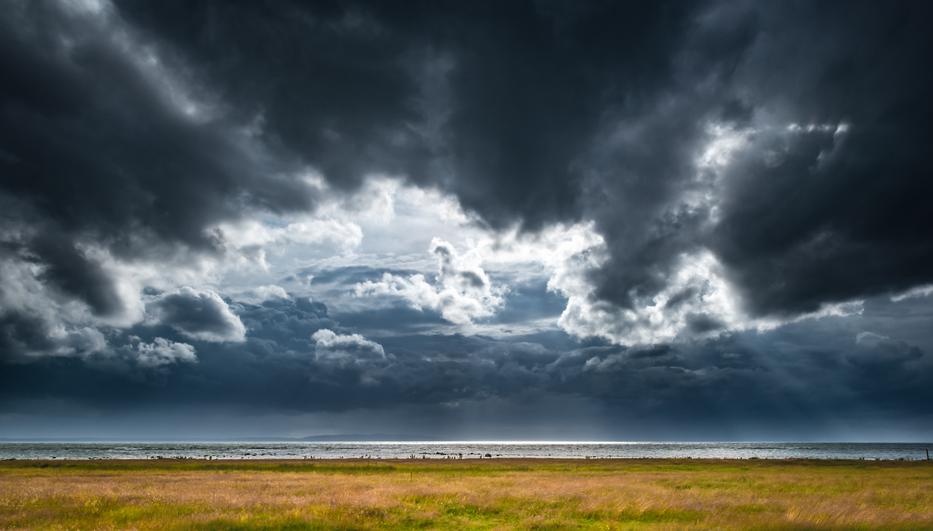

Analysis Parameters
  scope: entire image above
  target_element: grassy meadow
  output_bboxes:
[0,458,931,529]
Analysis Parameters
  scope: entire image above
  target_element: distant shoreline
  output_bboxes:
[2,441,930,461]
[3,457,931,464]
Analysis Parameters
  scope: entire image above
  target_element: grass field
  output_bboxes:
[1,458,931,529]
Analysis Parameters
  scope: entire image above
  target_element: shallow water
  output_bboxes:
[1,442,930,460]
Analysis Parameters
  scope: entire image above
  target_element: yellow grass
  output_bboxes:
[0,459,931,529]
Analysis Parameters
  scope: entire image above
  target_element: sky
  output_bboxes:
[1,0,932,441]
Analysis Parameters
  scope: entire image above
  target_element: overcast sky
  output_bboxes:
[1,0,932,441]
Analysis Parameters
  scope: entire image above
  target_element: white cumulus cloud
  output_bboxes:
[311,328,386,362]
[354,239,505,325]
[132,337,197,368]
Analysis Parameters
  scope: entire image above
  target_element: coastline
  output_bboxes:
[1,441,930,461]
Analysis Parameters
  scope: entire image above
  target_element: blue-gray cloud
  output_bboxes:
[2,292,932,439]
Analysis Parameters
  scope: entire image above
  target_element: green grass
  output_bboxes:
[1,459,931,529]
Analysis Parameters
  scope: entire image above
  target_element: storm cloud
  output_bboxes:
[1,0,932,439]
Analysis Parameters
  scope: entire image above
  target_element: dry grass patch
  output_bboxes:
[0,459,931,529]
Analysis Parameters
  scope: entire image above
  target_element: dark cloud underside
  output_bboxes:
[2,295,932,438]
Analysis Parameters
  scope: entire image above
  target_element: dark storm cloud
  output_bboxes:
[118,1,435,190]
[707,1,933,316]
[0,313,61,360]
[112,0,706,230]
[30,235,125,317]
[576,0,933,319]
[0,0,318,341]
[3,0,931,342]
[113,0,933,322]
[0,1,315,249]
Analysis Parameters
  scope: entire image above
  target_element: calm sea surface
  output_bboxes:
[0,442,930,460]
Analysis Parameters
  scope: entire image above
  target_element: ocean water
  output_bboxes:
[0,442,930,460]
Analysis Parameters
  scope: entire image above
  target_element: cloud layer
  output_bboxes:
[1,0,932,438]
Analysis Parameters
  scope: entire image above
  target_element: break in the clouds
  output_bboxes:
[1,0,932,439]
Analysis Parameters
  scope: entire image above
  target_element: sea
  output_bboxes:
[0,442,930,461]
